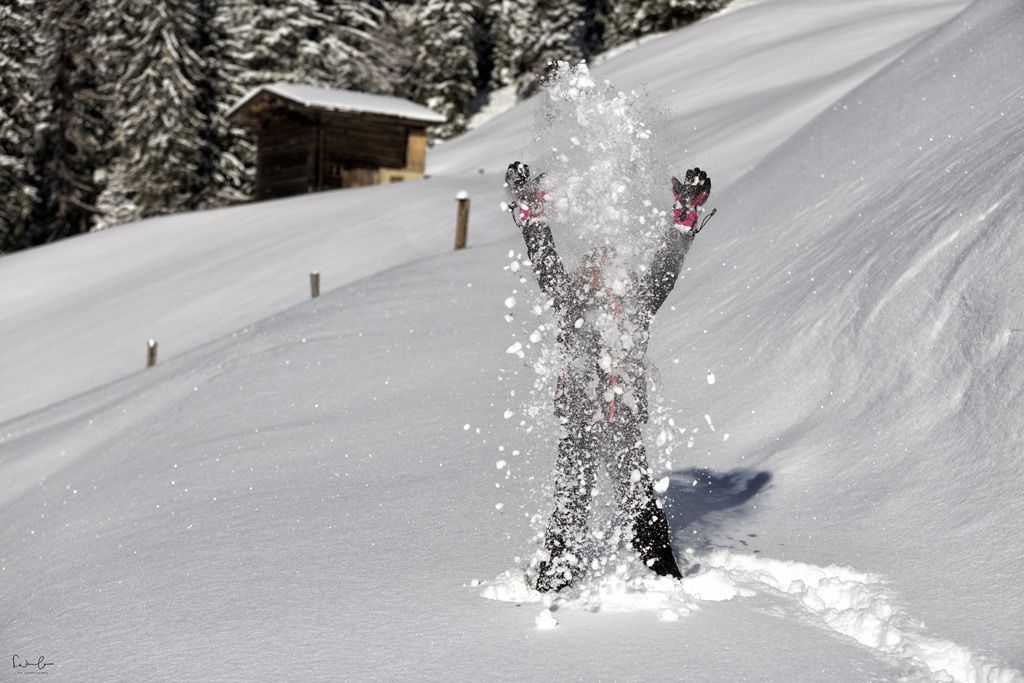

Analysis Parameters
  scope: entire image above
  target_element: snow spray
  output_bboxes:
[497,62,692,590]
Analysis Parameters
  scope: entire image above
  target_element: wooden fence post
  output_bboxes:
[146,339,158,368]
[454,191,470,250]
[310,271,320,298]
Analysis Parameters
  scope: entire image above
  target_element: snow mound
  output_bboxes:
[699,551,1022,683]
[482,550,1022,681]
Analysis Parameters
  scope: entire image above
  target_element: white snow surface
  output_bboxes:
[0,175,503,422]
[4,0,1024,680]
[429,0,973,181]
[226,82,447,123]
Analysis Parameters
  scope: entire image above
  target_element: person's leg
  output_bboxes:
[607,422,682,579]
[536,423,598,592]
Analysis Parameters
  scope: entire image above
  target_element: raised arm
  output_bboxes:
[639,167,712,315]
[506,162,571,311]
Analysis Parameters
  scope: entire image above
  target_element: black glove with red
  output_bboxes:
[671,167,712,233]
[505,161,548,225]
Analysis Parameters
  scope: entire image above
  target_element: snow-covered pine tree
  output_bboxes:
[93,159,139,229]
[220,0,396,92]
[316,0,395,93]
[489,0,592,97]
[528,0,588,84]
[488,0,536,92]
[382,2,419,86]
[224,0,333,89]
[95,0,205,227]
[0,0,42,252]
[89,0,134,227]
[649,0,727,34]
[31,0,107,243]
[191,0,252,208]
[405,0,484,138]
[604,0,643,47]
[608,0,726,47]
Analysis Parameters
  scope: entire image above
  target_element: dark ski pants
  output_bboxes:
[540,418,680,585]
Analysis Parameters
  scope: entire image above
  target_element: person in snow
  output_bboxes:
[505,162,713,592]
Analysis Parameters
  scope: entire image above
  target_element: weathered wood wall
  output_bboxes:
[324,118,407,168]
[319,115,409,190]
[255,112,317,199]
[246,98,429,200]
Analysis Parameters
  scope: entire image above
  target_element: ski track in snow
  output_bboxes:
[480,550,1022,683]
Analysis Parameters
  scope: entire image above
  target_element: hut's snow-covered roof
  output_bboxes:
[227,83,446,124]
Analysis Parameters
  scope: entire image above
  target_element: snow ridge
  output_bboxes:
[698,551,1021,683]
[482,551,1022,682]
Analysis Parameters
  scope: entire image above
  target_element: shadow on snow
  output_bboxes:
[662,467,772,567]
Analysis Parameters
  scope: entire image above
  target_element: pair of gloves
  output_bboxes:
[505,162,713,234]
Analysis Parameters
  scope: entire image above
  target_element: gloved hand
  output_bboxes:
[671,167,711,231]
[506,161,547,224]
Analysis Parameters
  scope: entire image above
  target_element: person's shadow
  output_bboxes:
[662,467,772,570]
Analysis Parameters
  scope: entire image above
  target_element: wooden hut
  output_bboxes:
[226,83,446,200]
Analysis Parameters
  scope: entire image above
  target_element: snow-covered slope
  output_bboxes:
[430,0,971,184]
[4,0,1023,680]
[0,175,505,424]
[658,0,1024,661]
[0,0,968,425]
[0,244,907,681]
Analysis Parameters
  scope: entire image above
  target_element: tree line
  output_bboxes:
[0,0,726,254]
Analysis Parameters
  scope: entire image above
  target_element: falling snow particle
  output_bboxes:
[706,372,716,385]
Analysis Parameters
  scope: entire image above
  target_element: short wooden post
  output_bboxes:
[454,191,470,250]
[310,271,320,298]
[146,339,158,368]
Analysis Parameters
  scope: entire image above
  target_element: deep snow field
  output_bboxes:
[2,0,1023,680]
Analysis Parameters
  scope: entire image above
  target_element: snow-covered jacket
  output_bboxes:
[520,215,694,425]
